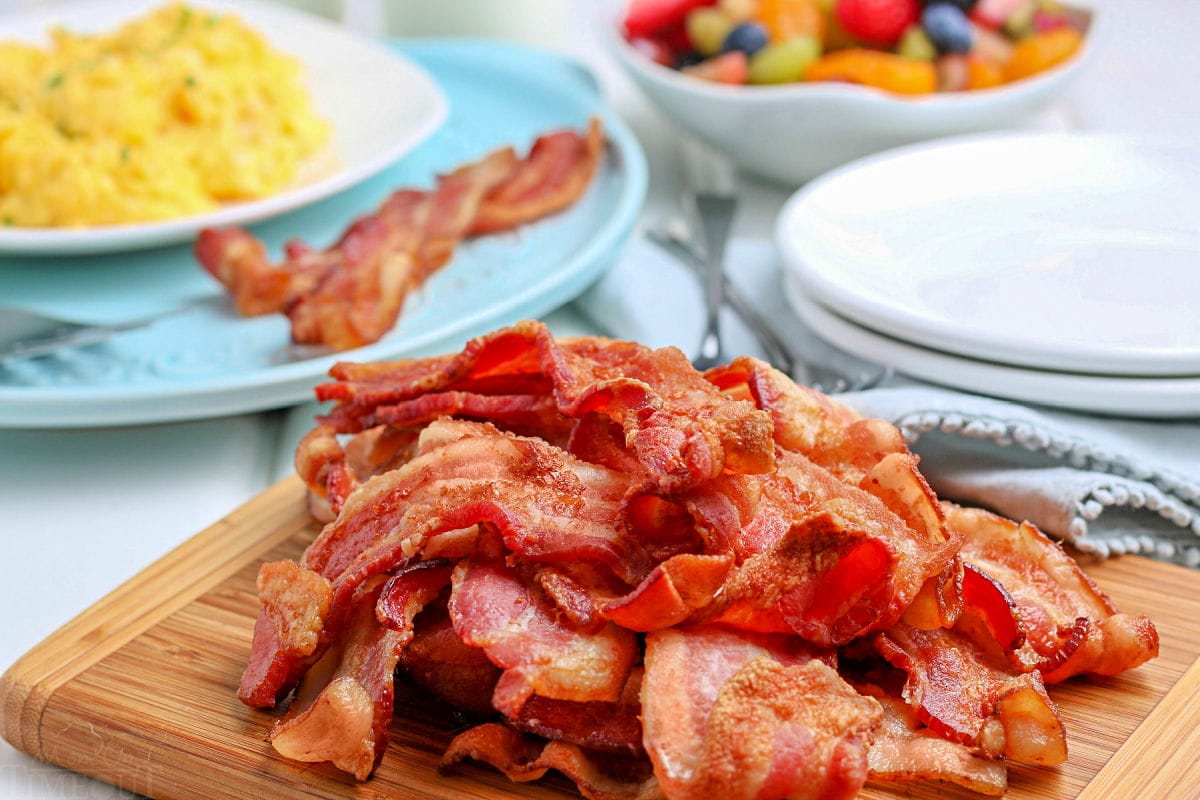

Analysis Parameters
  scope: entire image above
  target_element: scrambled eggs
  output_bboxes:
[0,3,330,228]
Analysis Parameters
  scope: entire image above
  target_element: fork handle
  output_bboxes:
[693,194,736,364]
[649,231,795,376]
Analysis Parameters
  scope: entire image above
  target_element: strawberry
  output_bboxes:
[834,0,921,47]
[624,0,715,39]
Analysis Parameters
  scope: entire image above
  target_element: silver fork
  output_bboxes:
[647,223,891,394]
[681,139,737,372]
[647,220,793,376]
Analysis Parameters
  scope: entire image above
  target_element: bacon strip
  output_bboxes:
[196,121,604,350]
[710,358,950,544]
[267,561,453,778]
[948,504,1159,681]
[641,626,880,800]
[679,451,961,647]
[267,576,403,779]
[238,560,332,708]
[600,553,733,631]
[469,117,605,235]
[874,623,1067,766]
[864,690,1007,796]
[293,424,359,519]
[440,723,660,800]
[448,560,638,717]
[316,321,776,492]
[304,419,644,586]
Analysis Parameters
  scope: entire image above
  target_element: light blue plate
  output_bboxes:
[0,41,648,428]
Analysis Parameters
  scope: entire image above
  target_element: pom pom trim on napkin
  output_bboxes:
[843,388,1200,568]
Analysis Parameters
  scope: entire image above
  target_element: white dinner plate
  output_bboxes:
[785,277,1200,419]
[776,133,1200,377]
[0,0,447,256]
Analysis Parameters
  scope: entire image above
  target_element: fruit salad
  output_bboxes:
[621,0,1089,95]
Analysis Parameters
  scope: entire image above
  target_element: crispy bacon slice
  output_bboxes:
[599,553,733,631]
[469,117,606,235]
[376,560,454,632]
[705,507,896,648]
[238,560,332,708]
[196,121,604,350]
[705,357,862,463]
[682,451,961,647]
[864,689,1007,796]
[293,424,359,519]
[874,623,1067,766]
[316,321,776,492]
[641,626,880,800]
[268,576,403,779]
[448,559,638,717]
[709,358,950,540]
[948,504,1159,681]
[440,723,660,800]
[303,418,645,586]
[193,228,294,316]
[268,562,451,778]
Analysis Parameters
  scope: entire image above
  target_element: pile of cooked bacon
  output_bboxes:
[240,320,1159,799]
[195,120,604,351]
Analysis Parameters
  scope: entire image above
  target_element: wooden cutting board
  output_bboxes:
[3,476,1199,800]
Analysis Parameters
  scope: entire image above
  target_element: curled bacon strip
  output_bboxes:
[874,623,1067,766]
[268,575,409,779]
[949,503,1159,682]
[864,690,1008,796]
[448,559,638,717]
[440,723,660,800]
[238,560,332,708]
[196,120,604,350]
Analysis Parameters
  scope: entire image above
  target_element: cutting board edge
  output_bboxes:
[0,475,310,760]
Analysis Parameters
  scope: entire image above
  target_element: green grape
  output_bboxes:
[897,25,937,61]
[747,35,822,84]
[687,7,735,57]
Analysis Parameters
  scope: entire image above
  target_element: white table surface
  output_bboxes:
[1,1,1197,797]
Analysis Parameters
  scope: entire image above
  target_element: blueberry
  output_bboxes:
[922,3,974,54]
[721,22,769,58]
[673,51,706,70]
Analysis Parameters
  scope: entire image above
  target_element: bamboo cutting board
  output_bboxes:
[3,476,1199,800]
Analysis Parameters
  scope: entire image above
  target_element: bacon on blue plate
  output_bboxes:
[196,120,604,351]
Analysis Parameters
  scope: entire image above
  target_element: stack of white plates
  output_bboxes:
[775,133,1200,418]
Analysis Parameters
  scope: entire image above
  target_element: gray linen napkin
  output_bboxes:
[573,238,1200,567]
